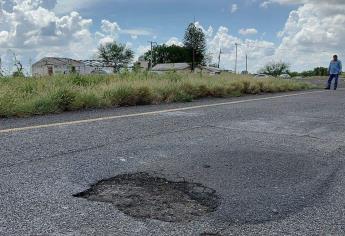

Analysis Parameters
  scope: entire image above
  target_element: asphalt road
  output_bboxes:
[1,89,345,236]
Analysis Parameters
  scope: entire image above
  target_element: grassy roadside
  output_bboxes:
[0,72,313,118]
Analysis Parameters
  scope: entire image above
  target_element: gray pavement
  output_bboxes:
[1,89,345,235]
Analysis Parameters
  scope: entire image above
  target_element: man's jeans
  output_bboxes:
[328,74,339,90]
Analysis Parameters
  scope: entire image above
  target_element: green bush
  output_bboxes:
[33,96,58,115]
[104,86,137,106]
[72,92,100,109]
[52,89,76,111]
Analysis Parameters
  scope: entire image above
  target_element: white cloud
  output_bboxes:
[239,28,258,35]
[101,20,121,36]
[204,24,275,72]
[165,37,183,47]
[230,4,238,13]
[135,45,150,60]
[0,1,152,74]
[0,0,95,61]
[97,20,152,42]
[195,22,214,38]
[261,0,343,8]
[274,1,345,70]
[54,0,105,14]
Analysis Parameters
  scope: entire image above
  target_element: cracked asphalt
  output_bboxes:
[1,88,345,236]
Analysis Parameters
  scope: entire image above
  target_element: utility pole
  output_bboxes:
[235,43,239,74]
[217,48,222,68]
[190,17,197,72]
[192,18,196,72]
[192,46,196,72]
[29,57,33,76]
[148,41,157,71]
[0,57,2,76]
[245,54,248,73]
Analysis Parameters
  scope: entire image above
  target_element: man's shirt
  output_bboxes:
[329,60,342,75]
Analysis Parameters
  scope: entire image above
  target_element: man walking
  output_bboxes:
[326,55,342,90]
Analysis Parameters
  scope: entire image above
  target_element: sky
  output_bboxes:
[0,0,345,75]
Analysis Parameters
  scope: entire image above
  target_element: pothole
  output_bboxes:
[74,172,220,222]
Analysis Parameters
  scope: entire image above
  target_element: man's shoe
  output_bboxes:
[325,87,331,90]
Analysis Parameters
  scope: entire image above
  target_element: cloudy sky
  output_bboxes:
[0,0,344,74]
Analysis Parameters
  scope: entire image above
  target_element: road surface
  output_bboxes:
[1,89,345,235]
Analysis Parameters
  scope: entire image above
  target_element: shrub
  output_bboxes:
[104,86,138,106]
[72,92,100,109]
[135,86,154,105]
[33,96,58,115]
[51,89,77,111]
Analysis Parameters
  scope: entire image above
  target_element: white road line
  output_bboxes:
[0,90,333,134]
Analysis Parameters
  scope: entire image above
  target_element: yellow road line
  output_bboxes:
[0,90,332,134]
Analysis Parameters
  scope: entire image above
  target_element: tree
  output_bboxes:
[313,67,328,76]
[143,44,191,65]
[259,62,290,77]
[184,23,207,70]
[289,67,329,77]
[97,41,134,73]
[12,54,24,77]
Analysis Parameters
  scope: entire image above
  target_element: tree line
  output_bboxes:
[97,22,207,72]
[258,62,329,77]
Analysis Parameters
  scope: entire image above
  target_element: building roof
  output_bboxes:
[33,57,84,67]
[201,66,222,73]
[152,63,191,71]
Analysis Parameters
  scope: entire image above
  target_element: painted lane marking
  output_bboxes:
[0,90,334,134]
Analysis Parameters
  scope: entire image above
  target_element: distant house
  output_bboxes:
[152,63,222,75]
[152,63,191,73]
[82,60,113,74]
[134,60,150,71]
[201,66,222,75]
[32,57,87,76]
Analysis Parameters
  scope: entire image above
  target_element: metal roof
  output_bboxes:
[32,57,84,67]
[201,66,222,73]
[152,63,191,71]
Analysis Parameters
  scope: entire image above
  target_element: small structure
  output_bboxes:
[134,60,150,71]
[81,60,113,74]
[152,63,222,75]
[32,57,86,76]
[152,63,191,73]
[201,66,222,75]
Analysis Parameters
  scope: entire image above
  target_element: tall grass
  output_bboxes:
[0,72,312,117]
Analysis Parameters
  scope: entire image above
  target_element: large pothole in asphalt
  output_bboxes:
[74,172,220,222]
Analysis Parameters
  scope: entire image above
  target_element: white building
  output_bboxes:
[32,57,112,76]
[32,57,87,76]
